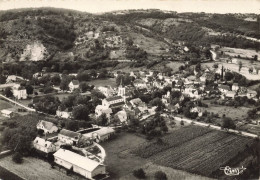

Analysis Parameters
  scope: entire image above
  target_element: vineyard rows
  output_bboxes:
[151,131,254,176]
[133,125,212,158]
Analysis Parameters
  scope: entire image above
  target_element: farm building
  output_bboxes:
[1,109,14,118]
[53,149,106,179]
[83,127,115,143]
[58,129,82,145]
[33,137,57,153]
[36,120,58,134]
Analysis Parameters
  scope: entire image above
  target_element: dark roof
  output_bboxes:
[219,85,230,91]
[71,80,79,85]
[106,96,123,102]
[233,83,238,86]
[109,101,125,108]
[59,129,81,138]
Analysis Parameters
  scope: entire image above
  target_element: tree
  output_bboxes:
[133,168,146,179]
[65,121,79,131]
[239,61,242,72]
[222,117,236,130]
[0,75,6,84]
[60,75,71,91]
[154,171,167,180]
[79,81,91,93]
[25,84,33,95]
[97,113,108,126]
[149,98,165,111]
[224,71,234,81]
[4,87,13,97]
[12,152,23,164]
[256,86,260,99]
[72,105,90,121]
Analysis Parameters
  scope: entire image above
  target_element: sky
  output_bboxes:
[0,0,259,14]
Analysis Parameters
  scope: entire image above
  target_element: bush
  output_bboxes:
[155,171,167,180]
[180,120,184,126]
[133,168,146,179]
[12,152,23,164]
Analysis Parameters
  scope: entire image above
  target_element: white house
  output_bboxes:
[36,120,59,134]
[98,86,114,97]
[58,129,82,145]
[33,137,57,153]
[83,127,115,143]
[133,79,147,89]
[102,96,125,108]
[6,75,24,83]
[56,109,72,119]
[115,110,128,124]
[218,85,231,94]
[12,84,27,100]
[95,105,113,120]
[1,109,14,118]
[54,149,106,179]
[232,83,239,92]
[69,80,80,91]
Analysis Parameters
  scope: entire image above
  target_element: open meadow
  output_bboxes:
[202,61,260,80]
[0,156,74,180]
[88,78,117,88]
[101,132,148,179]
[220,47,260,61]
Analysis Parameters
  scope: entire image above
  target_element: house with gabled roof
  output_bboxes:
[102,96,125,108]
[1,109,14,118]
[33,137,57,153]
[133,79,147,89]
[53,149,106,179]
[232,83,239,92]
[218,84,231,94]
[36,120,58,134]
[58,129,82,145]
[69,80,79,91]
[12,84,27,100]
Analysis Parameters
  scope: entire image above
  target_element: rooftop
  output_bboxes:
[106,96,123,102]
[54,149,102,172]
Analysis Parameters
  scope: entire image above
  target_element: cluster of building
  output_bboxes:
[33,120,115,179]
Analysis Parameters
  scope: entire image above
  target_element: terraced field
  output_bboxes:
[133,125,254,177]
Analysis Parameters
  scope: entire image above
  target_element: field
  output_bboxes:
[203,61,260,80]
[0,99,13,110]
[100,132,148,179]
[201,102,250,120]
[220,47,260,61]
[121,162,214,180]
[129,32,170,56]
[165,62,184,73]
[0,156,74,180]
[88,78,117,88]
[133,125,254,177]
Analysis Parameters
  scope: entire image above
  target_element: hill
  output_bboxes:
[0,8,259,67]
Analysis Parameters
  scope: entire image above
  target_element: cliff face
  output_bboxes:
[20,41,47,61]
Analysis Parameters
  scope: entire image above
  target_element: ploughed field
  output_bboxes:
[132,125,254,177]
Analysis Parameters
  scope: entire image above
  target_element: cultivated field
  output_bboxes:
[133,125,254,177]
[0,156,74,180]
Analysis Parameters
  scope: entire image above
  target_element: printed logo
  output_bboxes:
[220,166,246,176]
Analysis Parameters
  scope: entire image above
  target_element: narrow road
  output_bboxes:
[0,94,36,112]
[172,116,258,138]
